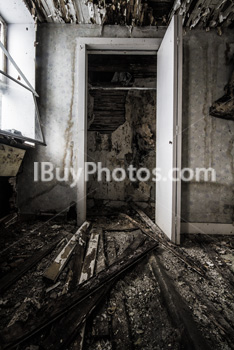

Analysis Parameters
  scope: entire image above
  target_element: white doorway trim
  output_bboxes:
[76,37,161,225]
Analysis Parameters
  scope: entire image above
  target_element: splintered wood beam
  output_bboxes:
[95,229,107,274]
[0,239,61,295]
[79,230,100,284]
[0,213,17,227]
[120,213,157,242]
[125,206,206,277]
[130,203,160,235]
[69,226,89,292]
[74,229,105,346]
[91,230,109,339]
[2,239,157,349]
[72,229,100,350]
[43,221,90,282]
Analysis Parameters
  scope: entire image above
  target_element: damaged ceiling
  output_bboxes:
[22,0,234,30]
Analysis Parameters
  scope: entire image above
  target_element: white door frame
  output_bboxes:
[76,37,161,225]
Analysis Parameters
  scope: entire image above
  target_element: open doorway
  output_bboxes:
[86,54,156,216]
[77,21,182,244]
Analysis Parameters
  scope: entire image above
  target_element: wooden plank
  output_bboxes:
[2,239,157,349]
[120,213,158,241]
[0,213,17,228]
[130,202,159,234]
[105,232,117,266]
[95,229,107,274]
[69,227,89,292]
[79,230,100,284]
[91,230,109,338]
[72,229,100,350]
[0,239,61,295]
[43,221,90,282]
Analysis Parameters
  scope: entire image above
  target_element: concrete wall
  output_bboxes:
[17,24,234,224]
[182,29,234,224]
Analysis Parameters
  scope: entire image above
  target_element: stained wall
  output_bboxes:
[17,25,234,224]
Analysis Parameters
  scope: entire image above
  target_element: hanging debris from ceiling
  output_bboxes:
[23,0,234,29]
[23,0,171,25]
[210,69,234,121]
[169,0,234,31]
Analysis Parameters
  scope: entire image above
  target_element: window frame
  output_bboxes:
[0,15,7,73]
[0,23,46,146]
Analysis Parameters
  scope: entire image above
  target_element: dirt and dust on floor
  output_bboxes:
[0,205,234,350]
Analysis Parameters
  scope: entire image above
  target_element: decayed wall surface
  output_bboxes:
[87,87,156,210]
[17,24,234,225]
[182,29,234,223]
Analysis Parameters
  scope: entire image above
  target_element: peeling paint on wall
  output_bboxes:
[0,144,25,177]
[87,82,156,210]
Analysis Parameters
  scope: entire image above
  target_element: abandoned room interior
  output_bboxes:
[0,0,234,349]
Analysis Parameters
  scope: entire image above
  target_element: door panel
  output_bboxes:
[156,15,182,244]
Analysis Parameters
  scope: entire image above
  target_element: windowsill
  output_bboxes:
[0,134,35,150]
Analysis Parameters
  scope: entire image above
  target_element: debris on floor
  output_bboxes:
[0,206,234,350]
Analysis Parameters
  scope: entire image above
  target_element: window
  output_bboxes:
[0,14,45,146]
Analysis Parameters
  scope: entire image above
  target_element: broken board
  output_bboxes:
[72,229,100,350]
[43,221,90,282]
